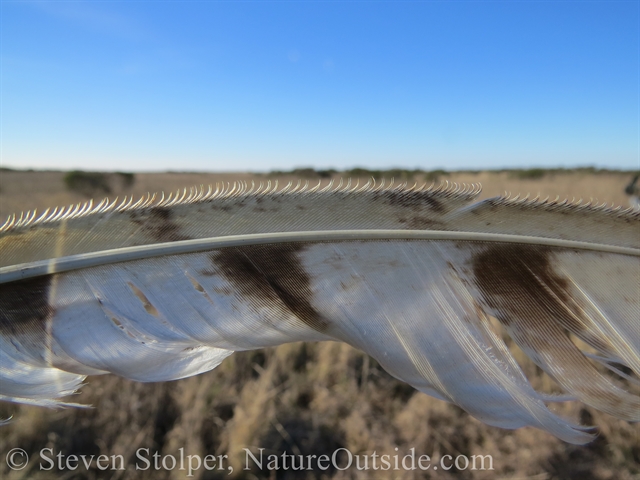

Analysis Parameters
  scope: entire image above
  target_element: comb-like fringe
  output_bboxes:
[0,179,483,233]
[492,192,640,218]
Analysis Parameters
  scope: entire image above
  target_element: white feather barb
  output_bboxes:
[0,180,638,445]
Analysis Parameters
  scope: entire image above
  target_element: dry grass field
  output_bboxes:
[0,168,638,480]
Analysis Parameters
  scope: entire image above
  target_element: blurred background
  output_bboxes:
[1,1,639,479]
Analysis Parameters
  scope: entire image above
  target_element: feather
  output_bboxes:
[0,180,638,444]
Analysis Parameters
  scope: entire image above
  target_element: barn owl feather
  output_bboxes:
[0,180,638,445]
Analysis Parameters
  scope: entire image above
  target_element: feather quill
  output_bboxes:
[0,180,638,444]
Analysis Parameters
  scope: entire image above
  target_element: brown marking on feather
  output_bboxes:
[212,285,233,295]
[131,207,191,242]
[378,190,444,213]
[407,216,444,229]
[471,245,571,326]
[470,245,619,349]
[469,245,640,418]
[210,204,233,212]
[127,282,161,317]
[251,202,280,213]
[185,272,218,305]
[183,345,203,352]
[185,273,206,293]
[210,198,252,212]
[373,190,446,229]
[0,276,54,335]
[471,299,488,325]
[470,244,611,350]
[211,244,328,332]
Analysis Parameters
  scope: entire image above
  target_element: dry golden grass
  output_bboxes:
[0,169,638,480]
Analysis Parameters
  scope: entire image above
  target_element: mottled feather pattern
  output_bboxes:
[0,180,638,444]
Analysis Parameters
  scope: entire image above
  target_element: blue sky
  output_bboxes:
[1,1,638,172]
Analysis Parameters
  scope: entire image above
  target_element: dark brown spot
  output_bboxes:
[183,345,203,352]
[210,204,233,212]
[185,273,205,293]
[378,190,444,213]
[0,276,54,335]
[185,272,218,305]
[211,244,328,332]
[610,362,637,381]
[150,206,171,220]
[407,216,443,229]
[132,207,191,242]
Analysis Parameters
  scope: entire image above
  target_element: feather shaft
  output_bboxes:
[2,230,638,284]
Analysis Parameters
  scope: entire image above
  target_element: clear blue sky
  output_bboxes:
[1,1,639,172]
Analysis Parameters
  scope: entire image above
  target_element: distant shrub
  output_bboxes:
[63,171,136,197]
[385,169,419,180]
[511,168,547,180]
[345,168,427,181]
[315,169,337,179]
[346,168,383,180]
[267,168,336,179]
[424,169,449,183]
[625,173,639,196]
[290,168,323,179]
[115,171,136,188]
[64,171,112,196]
